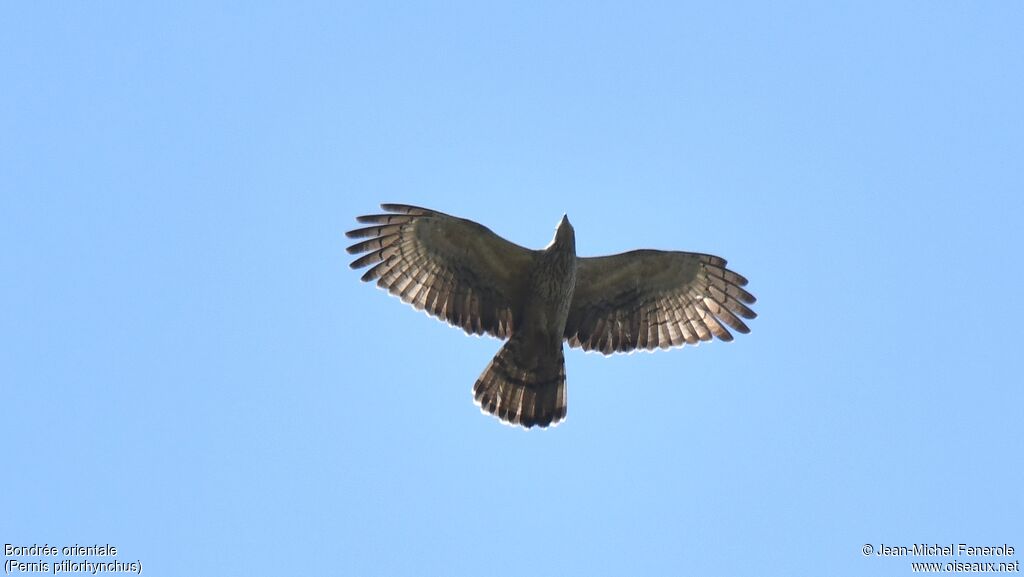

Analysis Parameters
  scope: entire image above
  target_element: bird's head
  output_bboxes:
[550,214,575,250]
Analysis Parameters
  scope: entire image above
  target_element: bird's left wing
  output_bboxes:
[565,250,756,355]
[347,204,536,339]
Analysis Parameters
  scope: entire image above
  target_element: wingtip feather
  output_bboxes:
[380,203,434,216]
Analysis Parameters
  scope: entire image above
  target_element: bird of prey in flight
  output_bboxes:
[347,204,756,429]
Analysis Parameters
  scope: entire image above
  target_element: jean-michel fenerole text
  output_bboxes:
[876,544,1014,557]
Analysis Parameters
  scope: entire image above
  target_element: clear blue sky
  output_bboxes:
[3,2,1022,576]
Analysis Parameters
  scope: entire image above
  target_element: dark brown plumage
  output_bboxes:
[347,204,756,428]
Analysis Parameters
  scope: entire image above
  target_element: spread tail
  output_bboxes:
[473,335,567,429]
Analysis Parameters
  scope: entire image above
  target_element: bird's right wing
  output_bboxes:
[565,250,756,355]
[347,204,536,339]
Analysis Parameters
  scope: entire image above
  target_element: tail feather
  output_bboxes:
[473,336,567,429]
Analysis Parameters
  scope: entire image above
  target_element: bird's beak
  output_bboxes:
[560,214,570,227]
